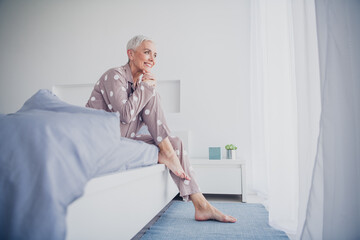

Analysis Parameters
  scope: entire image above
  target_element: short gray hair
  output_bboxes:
[126,35,153,51]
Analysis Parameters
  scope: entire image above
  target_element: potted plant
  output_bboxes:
[225,144,237,160]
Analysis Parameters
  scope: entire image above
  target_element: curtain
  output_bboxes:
[251,0,319,234]
[250,0,360,238]
[291,0,322,238]
[300,1,360,239]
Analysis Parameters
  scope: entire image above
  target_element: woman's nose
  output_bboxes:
[149,54,155,63]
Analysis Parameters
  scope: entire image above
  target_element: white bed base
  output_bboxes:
[66,164,178,240]
[52,84,181,239]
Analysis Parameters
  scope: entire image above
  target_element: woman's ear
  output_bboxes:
[127,49,134,61]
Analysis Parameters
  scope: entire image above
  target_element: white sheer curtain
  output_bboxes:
[301,0,360,239]
[250,0,360,239]
[250,0,312,234]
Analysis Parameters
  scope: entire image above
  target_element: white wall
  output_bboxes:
[0,0,250,159]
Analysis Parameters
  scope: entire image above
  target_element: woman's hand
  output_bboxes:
[142,72,156,87]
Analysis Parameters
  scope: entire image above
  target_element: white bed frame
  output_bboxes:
[53,84,180,240]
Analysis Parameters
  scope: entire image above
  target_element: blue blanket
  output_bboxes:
[0,90,158,240]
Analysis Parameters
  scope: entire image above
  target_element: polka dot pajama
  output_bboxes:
[86,64,201,201]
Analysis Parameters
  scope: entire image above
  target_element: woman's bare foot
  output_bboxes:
[158,137,190,180]
[191,193,236,223]
[195,203,236,223]
[158,151,191,180]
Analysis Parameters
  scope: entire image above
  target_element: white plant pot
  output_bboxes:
[226,150,236,160]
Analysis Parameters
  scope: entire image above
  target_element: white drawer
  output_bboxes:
[192,165,242,194]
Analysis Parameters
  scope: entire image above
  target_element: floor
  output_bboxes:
[133,194,294,240]
[204,194,294,240]
[203,193,265,204]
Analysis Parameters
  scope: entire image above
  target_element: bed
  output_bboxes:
[0,87,179,240]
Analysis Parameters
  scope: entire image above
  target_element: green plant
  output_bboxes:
[225,144,237,150]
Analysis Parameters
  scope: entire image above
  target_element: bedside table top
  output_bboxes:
[190,158,246,165]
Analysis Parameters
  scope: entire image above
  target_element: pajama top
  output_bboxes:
[86,63,170,143]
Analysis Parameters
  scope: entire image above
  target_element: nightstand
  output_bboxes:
[190,159,247,202]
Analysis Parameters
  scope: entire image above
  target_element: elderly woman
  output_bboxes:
[86,35,236,223]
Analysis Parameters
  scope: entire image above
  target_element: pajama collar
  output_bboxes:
[123,63,134,85]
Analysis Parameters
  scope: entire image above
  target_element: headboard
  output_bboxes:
[53,80,180,111]
[52,83,190,153]
[52,84,93,107]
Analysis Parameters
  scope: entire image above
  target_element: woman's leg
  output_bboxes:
[165,136,237,223]
[167,136,200,199]
[190,193,237,223]
[139,91,189,180]
[135,134,236,223]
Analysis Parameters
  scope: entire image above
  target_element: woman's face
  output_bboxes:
[129,40,157,73]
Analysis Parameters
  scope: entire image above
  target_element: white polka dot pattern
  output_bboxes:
[108,104,112,110]
[145,109,150,115]
[105,74,108,80]
[141,85,145,91]
[157,120,162,125]
[157,136,163,142]
[122,99,127,104]
[91,96,95,101]
[132,117,136,122]
[121,86,126,91]
[130,132,135,138]
[110,91,113,97]
[130,109,135,115]
[101,90,104,94]
[133,96,138,102]
[175,149,180,156]
[96,81,100,85]
[114,74,119,80]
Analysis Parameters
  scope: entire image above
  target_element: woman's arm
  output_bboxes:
[102,69,155,124]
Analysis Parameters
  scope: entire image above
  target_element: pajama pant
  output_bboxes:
[122,91,201,201]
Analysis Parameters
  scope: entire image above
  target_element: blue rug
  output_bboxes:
[141,201,289,240]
